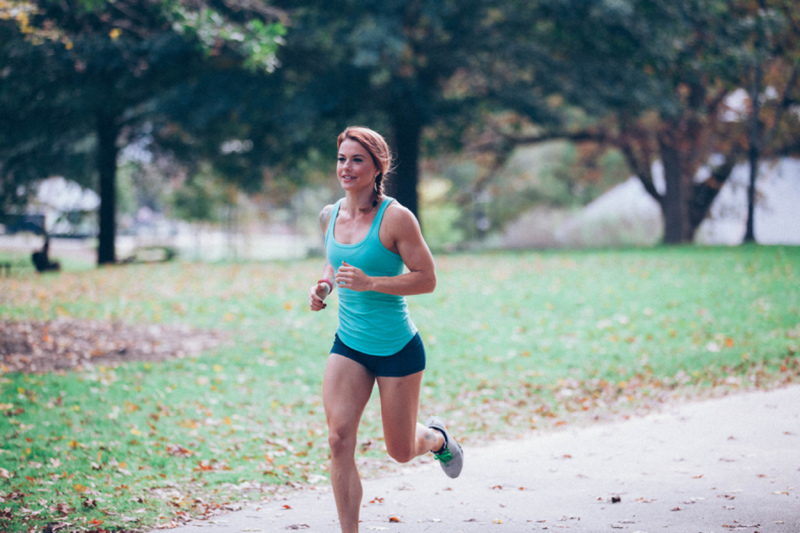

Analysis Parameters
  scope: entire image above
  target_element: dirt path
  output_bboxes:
[159,385,800,532]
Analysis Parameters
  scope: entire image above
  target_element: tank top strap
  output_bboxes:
[325,199,344,245]
[367,197,395,240]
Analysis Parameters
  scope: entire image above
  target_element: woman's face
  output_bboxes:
[337,139,378,193]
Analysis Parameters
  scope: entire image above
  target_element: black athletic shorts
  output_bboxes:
[330,332,426,377]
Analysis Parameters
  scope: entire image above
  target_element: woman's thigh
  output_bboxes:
[376,371,423,460]
[323,353,376,442]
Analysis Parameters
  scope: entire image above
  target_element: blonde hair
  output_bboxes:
[337,126,393,196]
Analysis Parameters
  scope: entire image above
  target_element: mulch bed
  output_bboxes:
[1,319,228,373]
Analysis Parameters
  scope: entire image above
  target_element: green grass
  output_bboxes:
[0,248,95,275]
[1,246,798,532]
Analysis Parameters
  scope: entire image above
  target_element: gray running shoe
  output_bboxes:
[426,415,463,478]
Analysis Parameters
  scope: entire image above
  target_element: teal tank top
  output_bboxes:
[325,197,417,355]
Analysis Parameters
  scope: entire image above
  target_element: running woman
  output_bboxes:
[308,126,463,533]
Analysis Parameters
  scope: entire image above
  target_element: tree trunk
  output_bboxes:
[689,155,737,232]
[744,151,758,243]
[96,109,119,265]
[390,111,422,219]
[744,63,763,243]
[658,139,693,244]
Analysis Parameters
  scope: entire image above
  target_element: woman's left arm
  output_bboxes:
[334,205,436,296]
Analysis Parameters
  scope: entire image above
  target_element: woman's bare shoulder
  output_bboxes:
[384,200,421,231]
[319,204,335,232]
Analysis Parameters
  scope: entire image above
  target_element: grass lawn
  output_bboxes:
[1,245,798,532]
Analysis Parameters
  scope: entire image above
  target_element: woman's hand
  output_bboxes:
[335,261,372,292]
[308,282,330,311]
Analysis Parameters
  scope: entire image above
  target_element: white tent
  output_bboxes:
[36,177,100,212]
[503,157,800,248]
[34,177,100,235]
[559,157,800,246]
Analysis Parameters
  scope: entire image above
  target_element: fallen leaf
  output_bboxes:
[52,502,75,515]
[388,516,401,523]
[195,460,215,472]
[166,443,194,457]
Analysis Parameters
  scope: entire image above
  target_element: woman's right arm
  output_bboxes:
[308,205,335,311]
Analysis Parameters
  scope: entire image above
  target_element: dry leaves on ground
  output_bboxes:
[1,319,228,373]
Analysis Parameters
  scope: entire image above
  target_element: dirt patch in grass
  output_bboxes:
[0,319,228,373]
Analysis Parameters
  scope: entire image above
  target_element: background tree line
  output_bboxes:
[1,0,798,265]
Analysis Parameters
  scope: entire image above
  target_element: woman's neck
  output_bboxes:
[344,192,380,214]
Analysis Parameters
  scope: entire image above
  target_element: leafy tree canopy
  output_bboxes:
[0,0,285,263]
[481,0,800,243]
[200,0,527,217]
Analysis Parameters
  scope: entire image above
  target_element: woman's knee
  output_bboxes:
[327,426,357,458]
[385,440,416,464]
